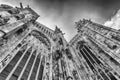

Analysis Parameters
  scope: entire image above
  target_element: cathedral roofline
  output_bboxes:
[75,19,91,28]
[75,18,120,34]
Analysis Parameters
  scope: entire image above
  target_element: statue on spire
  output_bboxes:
[54,26,62,34]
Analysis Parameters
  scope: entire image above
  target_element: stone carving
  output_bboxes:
[0,3,120,80]
[54,26,62,34]
[0,17,9,26]
[0,4,13,9]
[75,19,91,32]
[65,49,73,60]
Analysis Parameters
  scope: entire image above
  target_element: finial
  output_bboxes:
[54,26,62,34]
[20,2,23,9]
[27,5,30,8]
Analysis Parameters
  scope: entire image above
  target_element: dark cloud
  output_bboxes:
[91,0,120,7]
[34,0,120,21]
[2,0,120,41]
[35,0,120,7]
[33,0,120,41]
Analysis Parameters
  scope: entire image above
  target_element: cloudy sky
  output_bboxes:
[0,0,120,41]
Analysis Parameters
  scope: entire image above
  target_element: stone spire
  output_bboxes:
[75,19,91,32]
[20,2,23,9]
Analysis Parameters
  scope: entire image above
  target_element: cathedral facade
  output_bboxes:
[0,3,120,80]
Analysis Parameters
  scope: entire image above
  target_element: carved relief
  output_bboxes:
[0,17,9,26]
[1,3,120,80]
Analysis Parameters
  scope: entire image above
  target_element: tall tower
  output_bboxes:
[1,3,120,80]
[0,3,75,80]
[69,19,120,80]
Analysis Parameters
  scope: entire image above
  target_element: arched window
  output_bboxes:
[41,27,43,30]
